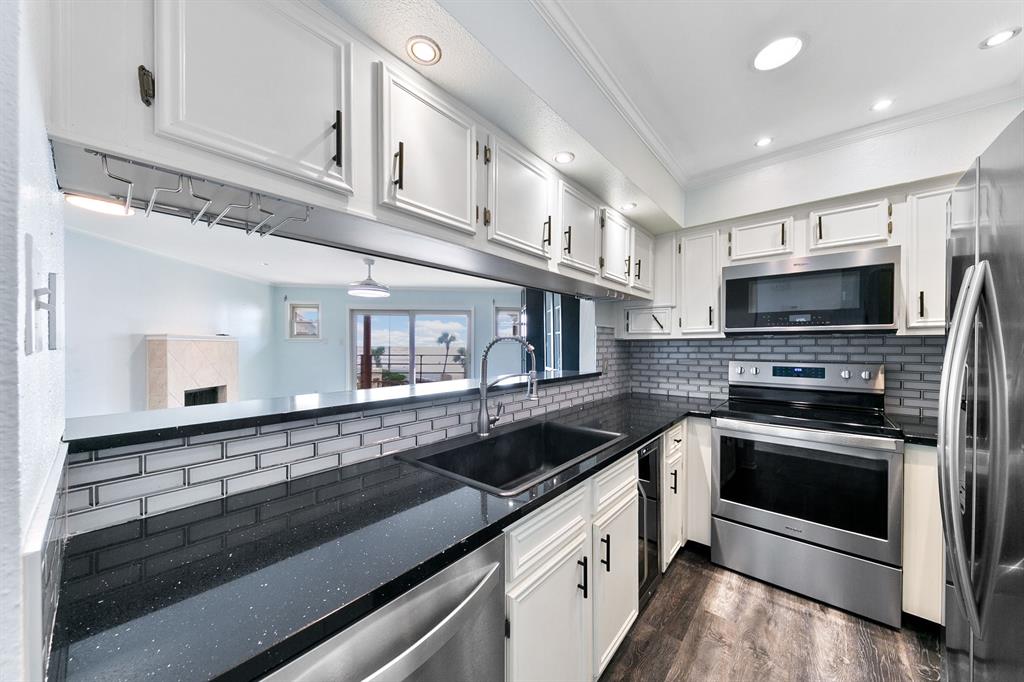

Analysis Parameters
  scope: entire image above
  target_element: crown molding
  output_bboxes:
[686,83,1024,189]
[530,0,690,186]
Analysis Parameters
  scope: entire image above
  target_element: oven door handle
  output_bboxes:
[711,417,903,453]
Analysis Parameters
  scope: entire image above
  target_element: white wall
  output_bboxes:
[684,97,1024,227]
[1,0,67,678]
[270,286,522,397]
[64,230,278,417]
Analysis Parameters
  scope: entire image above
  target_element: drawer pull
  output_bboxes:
[670,469,678,494]
[577,556,589,598]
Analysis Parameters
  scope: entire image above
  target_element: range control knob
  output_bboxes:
[861,370,873,380]
[840,370,851,380]
[750,367,760,375]
[735,366,745,375]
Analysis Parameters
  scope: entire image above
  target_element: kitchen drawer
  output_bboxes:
[666,423,685,455]
[505,485,587,583]
[592,452,638,515]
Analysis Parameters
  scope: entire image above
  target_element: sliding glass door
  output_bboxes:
[352,310,471,389]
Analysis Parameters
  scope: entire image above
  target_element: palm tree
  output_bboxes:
[436,332,456,378]
[370,345,386,368]
[453,347,468,374]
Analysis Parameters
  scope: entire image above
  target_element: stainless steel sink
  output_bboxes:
[398,421,626,497]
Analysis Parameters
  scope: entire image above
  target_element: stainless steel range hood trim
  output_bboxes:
[52,140,637,301]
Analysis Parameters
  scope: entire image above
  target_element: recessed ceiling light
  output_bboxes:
[980,27,1021,49]
[753,37,803,71]
[754,137,773,148]
[871,98,894,112]
[65,193,135,216]
[553,151,575,164]
[620,202,638,211]
[406,35,442,65]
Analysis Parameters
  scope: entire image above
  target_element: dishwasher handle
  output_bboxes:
[365,561,502,682]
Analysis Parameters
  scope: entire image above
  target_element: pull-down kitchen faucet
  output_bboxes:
[478,336,538,437]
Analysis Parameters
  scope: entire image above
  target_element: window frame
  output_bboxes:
[350,308,474,388]
[286,301,323,341]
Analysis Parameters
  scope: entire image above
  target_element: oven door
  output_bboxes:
[712,417,903,566]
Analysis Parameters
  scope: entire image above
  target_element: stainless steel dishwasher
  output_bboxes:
[264,535,505,682]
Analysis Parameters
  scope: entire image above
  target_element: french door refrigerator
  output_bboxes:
[939,111,1023,682]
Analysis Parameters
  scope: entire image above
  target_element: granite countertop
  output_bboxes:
[49,394,713,682]
[63,370,601,452]
[888,414,939,446]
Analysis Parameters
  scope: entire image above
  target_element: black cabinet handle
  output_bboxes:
[671,469,678,493]
[651,314,663,330]
[543,216,552,246]
[673,438,682,444]
[625,257,631,278]
[708,306,713,326]
[393,141,404,189]
[919,291,925,318]
[780,222,785,246]
[331,110,342,167]
[563,225,572,253]
[817,215,823,241]
[577,556,588,598]
[635,259,642,280]
[600,534,611,572]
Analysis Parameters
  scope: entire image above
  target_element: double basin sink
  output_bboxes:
[398,421,626,497]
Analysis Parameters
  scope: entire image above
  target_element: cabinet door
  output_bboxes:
[906,189,950,330]
[631,227,654,292]
[592,493,639,677]
[379,66,476,234]
[679,231,719,333]
[154,0,352,193]
[507,534,592,682]
[487,140,554,258]
[558,182,601,274]
[661,451,685,571]
[601,211,632,285]
[809,200,892,250]
[727,218,793,261]
[624,307,671,335]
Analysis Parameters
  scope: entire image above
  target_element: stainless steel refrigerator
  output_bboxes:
[940,110,1024,682]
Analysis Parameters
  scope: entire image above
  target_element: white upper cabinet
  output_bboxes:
[727,217,793,261]
[624,307,672,335]
[678,230,720,334]
[486,139,555,259]
[379,65,476,234]
[631,227,654,292]
[558,181,602,274]
[809,199,892,250]
[154,0,353,194]
[601,211,632,285]
[906,189,950,330]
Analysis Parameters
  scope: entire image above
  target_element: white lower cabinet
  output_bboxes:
[505,453,639,681]
[685,417,713,545]
[660,424,686,571]
[902,444,945,624]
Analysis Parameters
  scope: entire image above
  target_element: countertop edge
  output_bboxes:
[63,371,602,453]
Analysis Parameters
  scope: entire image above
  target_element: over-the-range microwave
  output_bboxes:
[721,245,900,334]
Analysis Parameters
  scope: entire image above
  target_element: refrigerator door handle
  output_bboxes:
[938,260,987,637]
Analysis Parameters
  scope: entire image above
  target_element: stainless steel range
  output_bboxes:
[710,361,904,627]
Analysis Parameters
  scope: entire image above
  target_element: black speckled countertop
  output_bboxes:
[49,394,712,682]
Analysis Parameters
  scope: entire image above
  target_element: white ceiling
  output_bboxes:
[517,0,1024,181]
[64,203,517,290]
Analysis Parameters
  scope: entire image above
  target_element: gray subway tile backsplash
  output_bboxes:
[63,327,623,534]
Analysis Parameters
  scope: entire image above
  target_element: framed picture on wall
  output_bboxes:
[288,302,321,340]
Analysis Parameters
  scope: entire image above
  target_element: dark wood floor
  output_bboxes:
[601,547,942,682]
